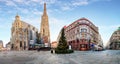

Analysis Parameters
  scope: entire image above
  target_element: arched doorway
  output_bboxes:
[20,41,22,47]
[20,41,22,50]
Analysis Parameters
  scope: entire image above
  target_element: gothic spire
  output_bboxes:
[43,3,47,15]
[40,2,50,46]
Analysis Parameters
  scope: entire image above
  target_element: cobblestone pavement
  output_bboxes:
[0,50,120,64]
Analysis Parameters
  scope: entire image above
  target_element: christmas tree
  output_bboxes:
[55,28,74,54]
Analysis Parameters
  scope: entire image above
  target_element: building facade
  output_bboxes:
[6,42,11,50]
[51,41,58,48]
[10,15,38,51]
[107,27,120,50]
[0,40,3,50]
[40,3,50,47]
[64,18,102,50]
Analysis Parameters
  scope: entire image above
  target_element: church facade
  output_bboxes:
[10,3,51,50]
[10,15,38,50]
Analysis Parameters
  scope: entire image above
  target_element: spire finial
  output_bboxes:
[15,13,20,20]
[43,2,47,15]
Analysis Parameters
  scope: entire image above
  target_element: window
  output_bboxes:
[30,30,33,40]
[114,32,117,34]
[77,39,79,43]
[77,28,79,33]
[81,28,87,33]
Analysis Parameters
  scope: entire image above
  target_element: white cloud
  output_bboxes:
[0,0,22,12]
[31,0,39,2]
[58,0,112,11]
[49,17,61,24]
[0,0,111,12]
[39,0,57,4]
[32,9,43,15]
[21,9,29,14]
[99,25,120,30]
[7,11,12,14]
[61,6,71,11]
[13,0,24,3]
[91,0,111,2]
[28,0,57,5]
[58,0,89,11]
[5,0,16,6]
[72,0,89,6]
[0,0,58,14]
[21,17,40,32]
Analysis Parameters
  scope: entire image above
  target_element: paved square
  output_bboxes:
[0,50,120,64]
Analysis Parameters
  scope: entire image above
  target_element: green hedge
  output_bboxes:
[55,49,74,54]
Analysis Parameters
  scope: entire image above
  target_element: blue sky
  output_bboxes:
[0,0,120,47]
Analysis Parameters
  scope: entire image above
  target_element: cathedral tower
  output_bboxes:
[40,3,50,47]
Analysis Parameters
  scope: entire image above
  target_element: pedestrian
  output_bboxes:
[51,49,53,53]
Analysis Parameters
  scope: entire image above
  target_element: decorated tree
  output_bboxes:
[57,28,68,49]
[55,28,73,54]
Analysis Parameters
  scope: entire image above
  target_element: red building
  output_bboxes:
[64,18,101,51]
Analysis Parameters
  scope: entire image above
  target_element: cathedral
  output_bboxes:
[40,3,50,47]
[10,3,50,50]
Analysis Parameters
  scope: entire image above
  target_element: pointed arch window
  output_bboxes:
[43,29,45,36]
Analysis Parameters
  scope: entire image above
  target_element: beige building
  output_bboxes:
[40,3,50,47]
[6,42,11,50]
[0,40,3,50]
[51,41,58,48]
[10,14,38,51]
[107,27,120,49]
